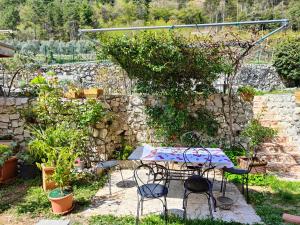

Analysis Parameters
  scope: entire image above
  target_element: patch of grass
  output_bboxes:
[0,172,106,218]
[89,215,243,225]
[254,89,294,96]
[249,177,300,225]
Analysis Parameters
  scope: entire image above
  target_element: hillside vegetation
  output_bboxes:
[0,0,299,41]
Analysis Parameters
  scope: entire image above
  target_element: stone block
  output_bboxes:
[0,114,10,122]
[10,114,20,120]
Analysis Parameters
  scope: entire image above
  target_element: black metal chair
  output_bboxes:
[89,137,125,195]
[182,136,216,219]
[220,143,253,203]
[134,163,169,225]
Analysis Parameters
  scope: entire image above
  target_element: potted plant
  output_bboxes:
[48,148,77,215]
[237,86,256,102]
[28,124,84,191]
[17,151,40,180]
[0,144,17,183]
[240,118,277,174]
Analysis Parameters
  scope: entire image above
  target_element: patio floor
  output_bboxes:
[82,169,262,224]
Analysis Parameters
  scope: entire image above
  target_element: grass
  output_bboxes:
[89,215,243,225]
[254,89,295,96]
[0,172,106,219]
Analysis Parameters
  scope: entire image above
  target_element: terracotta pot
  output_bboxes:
[0,157,17,183]
[42,164,57,191]
[83,88,103,98]
[48,192,74,215]
[283,213,300,224]
[237,156,267,174]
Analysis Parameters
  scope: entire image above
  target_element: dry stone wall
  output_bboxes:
[253,94,300,178]
[2,94,300,177]
[0,94,252,164]
[3,63,287,96]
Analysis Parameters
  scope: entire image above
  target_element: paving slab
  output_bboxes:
[35,219,70,225]
[82,169,262,224]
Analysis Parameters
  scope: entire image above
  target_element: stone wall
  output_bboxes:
[2,94,300,177]
[253,94,300,178]
[2,62,287,96]
[0,94,252,163]
[0,97,30,147]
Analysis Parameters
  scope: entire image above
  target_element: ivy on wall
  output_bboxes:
[99,31,229,144]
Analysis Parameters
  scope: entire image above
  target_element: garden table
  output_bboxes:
[128,144,234,169]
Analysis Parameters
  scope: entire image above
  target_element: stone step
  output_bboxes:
[267,162,300,173]
[259,153,299,164]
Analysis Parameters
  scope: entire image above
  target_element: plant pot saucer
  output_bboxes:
[51,203,75,215]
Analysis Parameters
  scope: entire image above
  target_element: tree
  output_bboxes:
[288,0,300,30]
[79,0,94,27]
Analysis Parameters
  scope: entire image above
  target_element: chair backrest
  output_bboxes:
[181,131,213,176]
[134,163,169,197]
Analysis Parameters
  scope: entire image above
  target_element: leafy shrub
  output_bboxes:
[237,85,256,96]
[273,37,300,83]
[115,145,134,160]
[241,119,277,149]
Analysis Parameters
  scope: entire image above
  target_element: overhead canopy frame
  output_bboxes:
[79,19,289,46]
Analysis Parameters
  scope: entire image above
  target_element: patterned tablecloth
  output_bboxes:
[128,144,234,169]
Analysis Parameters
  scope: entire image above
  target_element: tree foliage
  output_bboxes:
[273,37,300,82]
[0,0,297,41]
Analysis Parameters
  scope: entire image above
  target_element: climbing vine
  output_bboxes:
[99,31,229,144]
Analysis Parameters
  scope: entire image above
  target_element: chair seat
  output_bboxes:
[184,175,212,193]
[223,167,248,175]
[97,160,119,169]
[138,183,168,198]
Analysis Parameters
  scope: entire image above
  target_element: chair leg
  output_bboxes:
[182,190,188,220]
[246,174,249,204]
[136,197,141,225]
[220,170,224,193]
[164,196,168,225]
[241,176,245,195]
[118,166,125,187]
[140,199,144,216]
[222,175,227,197]
[207,195,213,219]
[108,170,112,195]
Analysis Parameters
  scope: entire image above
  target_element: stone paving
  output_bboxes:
[82,169,262,224]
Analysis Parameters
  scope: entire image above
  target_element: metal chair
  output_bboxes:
[182,141,216,219]
[134,163,169,225]
[220,143,253,203]
[89,137,125,195]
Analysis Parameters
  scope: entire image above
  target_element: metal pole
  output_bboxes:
[79,19,288,34]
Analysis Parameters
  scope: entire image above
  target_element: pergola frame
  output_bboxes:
[79,19,289,46]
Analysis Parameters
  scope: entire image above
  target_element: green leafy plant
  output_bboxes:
[115,145,134,160]
[0,144,13,167]
[273,37,300,84]
[50,148,78,196]
[28,123,85,169]
[99,31,227,143]
[241,118,277,151]
[237,86,256,96]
